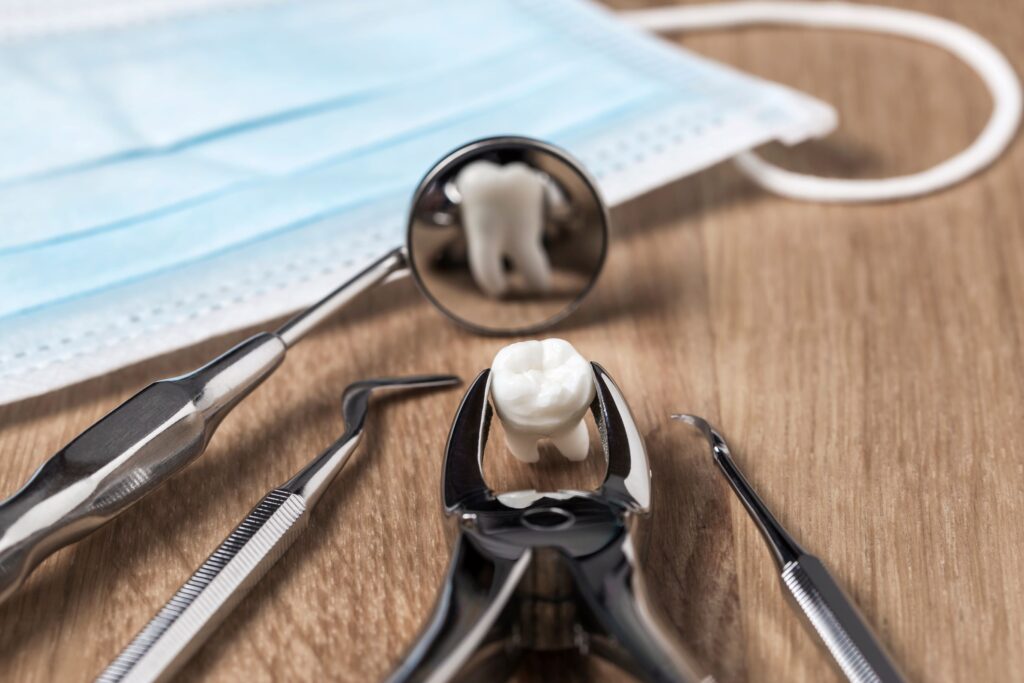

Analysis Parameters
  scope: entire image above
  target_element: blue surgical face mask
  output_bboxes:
[0,0,837,401]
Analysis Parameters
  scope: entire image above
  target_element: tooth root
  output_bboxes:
[465,227,508,297]
[509,227,551,293]
[504,428,540,463]
[550,419,590,461]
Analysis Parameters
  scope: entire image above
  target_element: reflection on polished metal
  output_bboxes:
[0,136,607,606]
[96,375,460,683]
[388,365,707,683]
[673,415,907,683]
[408,136,608,335]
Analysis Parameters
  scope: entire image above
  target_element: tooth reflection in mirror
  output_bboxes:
[455,160,552,298]
[408,136,608,335]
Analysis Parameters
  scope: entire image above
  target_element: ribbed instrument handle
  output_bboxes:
[96,489,308,683]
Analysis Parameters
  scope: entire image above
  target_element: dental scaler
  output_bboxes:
[673,415,906,683]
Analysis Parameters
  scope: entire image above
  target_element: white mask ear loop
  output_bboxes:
[622,1,1023,203]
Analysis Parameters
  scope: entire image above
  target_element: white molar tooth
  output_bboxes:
[455,160,552,298]
[549,420,590,462]
[502,427,542,464]
[490,338,595,463]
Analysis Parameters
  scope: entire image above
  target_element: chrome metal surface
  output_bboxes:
[275,248,409,347]
[673,415,907,683]
[0,332,286,606]
[0,252,413,606]
[96,489,306,683]
[407,136,608,335]
[389,365,706,683]
[96,374,459,683]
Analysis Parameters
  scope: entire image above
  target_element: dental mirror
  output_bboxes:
[407,136,608,335]
[0,136,609,606]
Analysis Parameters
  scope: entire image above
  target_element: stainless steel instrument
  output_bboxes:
[96,374,459,683]
[0,135,609,606]
[0,252,404,606]
[673,415,907,683]
[388,365,708,683]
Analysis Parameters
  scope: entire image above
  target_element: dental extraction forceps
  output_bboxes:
[0,250,407,605]
[674,415,907,683]
[97,374,459,683]
[388,365,709,683]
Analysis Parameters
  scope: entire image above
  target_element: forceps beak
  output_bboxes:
[593,363,651,513]
[440,365,653,514]
[441,369,495,513]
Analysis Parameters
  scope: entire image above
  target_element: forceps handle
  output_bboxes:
[95,488,310,683]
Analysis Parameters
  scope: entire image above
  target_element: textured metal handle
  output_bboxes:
[96,489,308,683]
[0,333,285,607]
[0,380,207,606]
[782,556,907,683]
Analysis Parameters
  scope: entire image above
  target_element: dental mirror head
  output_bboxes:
[407,136,608,335]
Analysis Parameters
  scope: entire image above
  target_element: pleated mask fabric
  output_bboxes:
[0,0,835,403]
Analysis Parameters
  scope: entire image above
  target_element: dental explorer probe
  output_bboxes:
[672,415,907,683]
[97,374,460,683]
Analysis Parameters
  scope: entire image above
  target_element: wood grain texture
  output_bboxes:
[2,0,1023,680]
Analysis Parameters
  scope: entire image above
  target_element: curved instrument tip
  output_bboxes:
[670,412,713,439]
[342,374,461,432]
[670,413,703,427]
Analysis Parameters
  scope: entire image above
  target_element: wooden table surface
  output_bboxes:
[2,1,1022,681]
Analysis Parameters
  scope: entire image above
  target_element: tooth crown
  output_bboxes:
[491,339,595,462]
[457,161,545,214]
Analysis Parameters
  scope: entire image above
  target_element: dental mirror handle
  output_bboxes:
[0,250,407,606]
[275,248,407,346]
